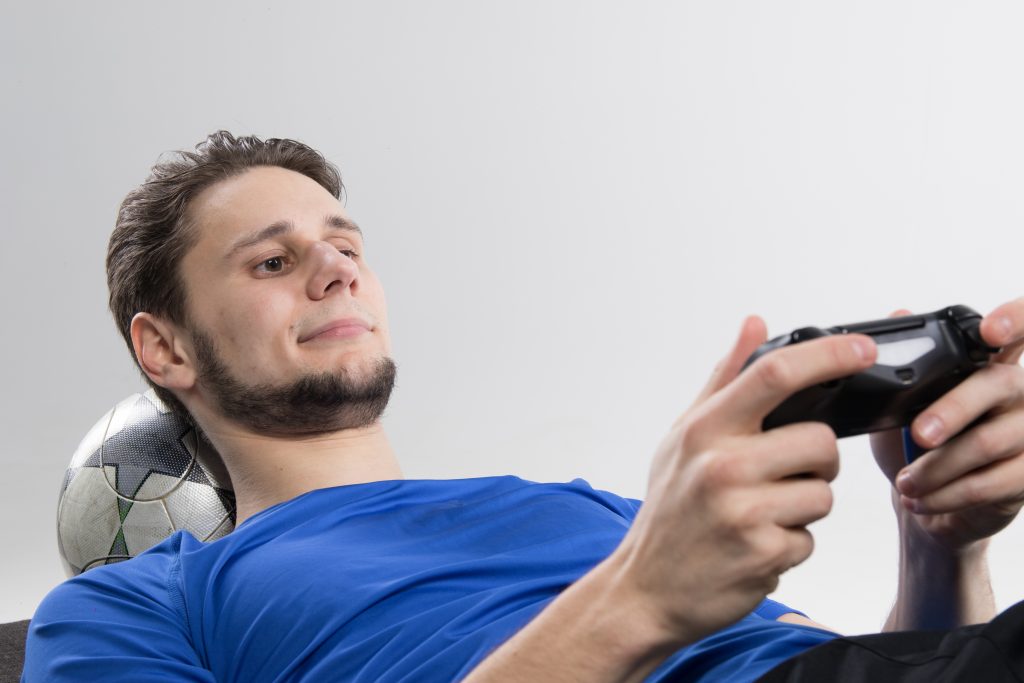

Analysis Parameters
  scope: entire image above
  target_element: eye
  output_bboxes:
[339,248,359,260]
[255,256,288,274]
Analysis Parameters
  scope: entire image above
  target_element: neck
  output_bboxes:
[199,419,403,525]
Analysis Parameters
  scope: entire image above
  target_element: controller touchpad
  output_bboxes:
[874,337,936,367]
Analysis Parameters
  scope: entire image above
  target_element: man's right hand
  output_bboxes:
[462,316,879,683]
[607,315,877,648]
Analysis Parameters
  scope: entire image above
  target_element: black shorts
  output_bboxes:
[757,600,1024,682]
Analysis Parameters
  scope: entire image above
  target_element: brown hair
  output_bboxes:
[106,131,344,421]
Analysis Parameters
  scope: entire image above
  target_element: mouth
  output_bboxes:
[299,317,372,343]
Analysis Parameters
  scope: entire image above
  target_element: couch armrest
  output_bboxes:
[0,620,29,683]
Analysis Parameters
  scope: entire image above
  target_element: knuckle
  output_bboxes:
[972,425,1001,459]
[677,412,711,452]
[996,362,1023,397]
[800,423,839,477]
[770,538,793,570]
[961,475,992,507]
[698,449,745,490]
[703,491,737,533]
[791,529,815,566]
[808,422,838,452]
[939,395,968,429]
[750,532,787,571]
[811,484,834,516]
[761,529,812,576]
[712,491,768,540]
[766,530,812,574]
[830,337,856,367]
[757,355,794,393]
[731,499,768,530]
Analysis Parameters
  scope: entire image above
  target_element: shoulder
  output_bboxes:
[468,476,646,531]
[539,477,644,518]
[38,532,183,617]
[23,532,213,682]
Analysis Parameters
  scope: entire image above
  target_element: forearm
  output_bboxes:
[884,529,995,632]
[461,553,683,683]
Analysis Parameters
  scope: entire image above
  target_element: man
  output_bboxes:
[22,131,1024,681]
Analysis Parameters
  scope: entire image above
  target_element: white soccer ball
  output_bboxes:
[57,390,235,577]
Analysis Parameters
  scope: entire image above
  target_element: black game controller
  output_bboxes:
[741,305,1002,440]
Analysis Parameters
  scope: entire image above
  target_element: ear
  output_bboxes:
[130,312,198,391]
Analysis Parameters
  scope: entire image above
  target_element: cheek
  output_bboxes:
[212,297,293,362]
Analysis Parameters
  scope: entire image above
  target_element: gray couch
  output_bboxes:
[0,621,27,682]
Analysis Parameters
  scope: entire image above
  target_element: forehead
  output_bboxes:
[189,165,349,249]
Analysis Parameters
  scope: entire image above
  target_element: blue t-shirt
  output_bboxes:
[23,476,837,681]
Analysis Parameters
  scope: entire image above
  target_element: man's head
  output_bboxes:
[107,132,396,437]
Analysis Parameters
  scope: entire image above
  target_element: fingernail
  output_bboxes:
[896,469,915,496]
[851,338,873,361]
[918,415,943,445]
[996,315,1013,343]
[900,495,921,513]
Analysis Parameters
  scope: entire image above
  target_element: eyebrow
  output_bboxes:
[224,214,363,261]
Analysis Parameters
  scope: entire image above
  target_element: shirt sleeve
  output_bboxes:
[22,553,215,683]
[753,598,808,620]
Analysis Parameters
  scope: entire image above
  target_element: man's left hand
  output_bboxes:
[870,296,1024,552]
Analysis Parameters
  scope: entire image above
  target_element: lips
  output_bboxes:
[299,317,372,343]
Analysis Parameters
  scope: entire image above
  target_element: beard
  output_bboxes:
[190,326,397,437]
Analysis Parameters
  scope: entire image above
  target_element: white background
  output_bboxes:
[2,1,1023,636]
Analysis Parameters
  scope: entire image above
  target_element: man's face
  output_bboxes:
[176,165,396,436]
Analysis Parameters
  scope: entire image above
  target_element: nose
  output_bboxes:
[305,241,359,300]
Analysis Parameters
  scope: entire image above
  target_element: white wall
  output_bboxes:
[2,0,1023,636]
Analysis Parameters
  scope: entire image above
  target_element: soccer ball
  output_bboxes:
[57,390,236,577]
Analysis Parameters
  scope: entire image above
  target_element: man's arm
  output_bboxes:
[461,553,683,683]
[883,531,994,632]
[871,298,1024,632]
[463,317,877,682]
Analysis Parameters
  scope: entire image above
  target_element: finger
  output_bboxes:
[900,450,1024,515]
[908,363,1024,450]
[780,527,816,572]
[708,333,877,433]
[766,478,835,528]
[739,421,841,483]
[896,409,1024,498]
[996,340,1024,366]
[981,296,1024,365]
[692,315,768,407]
[749,526,817,579]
